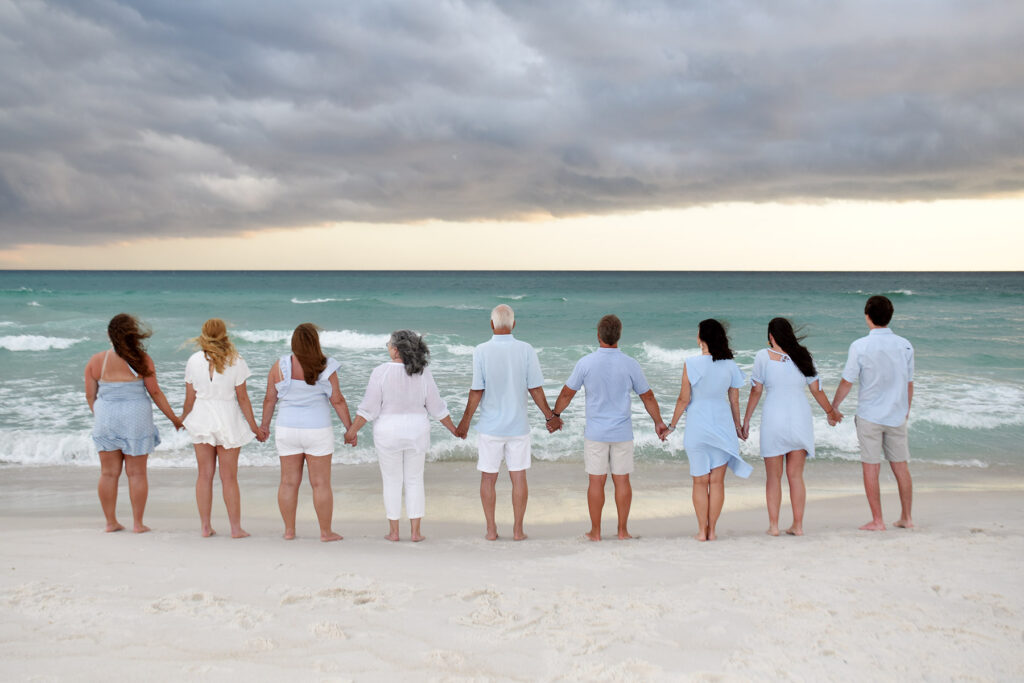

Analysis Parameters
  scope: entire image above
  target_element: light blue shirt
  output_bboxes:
[471,334,544,437]
[841,328,915,427]
[565,348,651,442]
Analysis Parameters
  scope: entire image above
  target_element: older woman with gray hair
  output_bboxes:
[345,330,459,541]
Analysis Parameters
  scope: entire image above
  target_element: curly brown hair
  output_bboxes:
[291,323,327,385]
[107,313,153,377]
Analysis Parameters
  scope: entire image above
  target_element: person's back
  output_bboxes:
[276,354,341,428]
[568,347,649,442]
[688,355,741,403]
[472,334,542,437]
[843,329,914,427]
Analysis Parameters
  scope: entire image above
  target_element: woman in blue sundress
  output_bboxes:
[741,318,840,536]
[84,313,181,533]
[668,319,752,541]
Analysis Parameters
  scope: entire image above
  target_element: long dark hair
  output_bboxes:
[108,313,153,377]
[291,323,327,385]
[389,330,429,376]
[698,319,733,361]
[768,317,816,378]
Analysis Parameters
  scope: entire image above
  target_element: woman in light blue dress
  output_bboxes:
[84,314,181,533]
[668,319,752,541]
[741,318,839,536]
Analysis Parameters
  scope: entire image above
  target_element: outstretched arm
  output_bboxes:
[260,364,280,435]
[528,386,561,432]
[84,356,100,413]
[808,380,841,425]
[729,387,743,439]
[328,374,352,430]
[552,385,576,416]
[668,366,691,431]
[639,389,670,440]
[457,389,483,438]
[142,355,181,429]
[180,383,197,423]
[831,379,853,412]
[742,383,763,439]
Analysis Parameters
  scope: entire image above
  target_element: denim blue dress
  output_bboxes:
[92,351,160,456]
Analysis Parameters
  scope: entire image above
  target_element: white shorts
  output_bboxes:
[477,433,531,473]
[584,439,635,476]
[275,426,335,457]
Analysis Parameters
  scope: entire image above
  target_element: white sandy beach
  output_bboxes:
[1,461,1022,681]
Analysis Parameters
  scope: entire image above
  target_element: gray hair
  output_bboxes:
[490,304,515,330]
[388,329,429,376]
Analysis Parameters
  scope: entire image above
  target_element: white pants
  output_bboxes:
[377,447,426,520]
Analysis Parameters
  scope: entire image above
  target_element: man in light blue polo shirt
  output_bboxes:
[831,295,915,531]
[456,304,561,541]
[552,314,669,541]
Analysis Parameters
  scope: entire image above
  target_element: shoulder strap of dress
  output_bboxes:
[100,350,110,379]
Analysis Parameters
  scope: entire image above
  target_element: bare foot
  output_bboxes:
[786,526,804,536]
[859,520,886,531]
[585,530,601,542]
[283,529,296,540]
[485,527,498,541]
[617,531,633,540]
[231,529,250,539]
[694,532,707,542]
[410,533,425,542]
[321,531,343,542]
[201,526,216,538]
[133,523,151,534]
[766,526,780,537]
[385,531,400,542]
[104,521,125,533]
[893,518,914,529]
[707,530,717,541]
[513,532,528,541]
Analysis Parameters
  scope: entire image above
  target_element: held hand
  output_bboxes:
[740,423,750,440]
[546,416,562,433]
[655,421,670,441]
[455,422,469,439]
[258,426,270,442]
[344,426,358,447]
[735,424,746,441]
[172,416,184,431]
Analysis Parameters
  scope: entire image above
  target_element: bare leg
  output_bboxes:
[612,473,632,539]
[707,465,726,541]
[860,462,886,530]
[785,451,807,535]
[194,443,217,537]
[890,461,914,528]
[217,447,248,538]
[123,454,150,533]
[386,518,400,542]
[410,518,424,542]
[278,454,304,539]
[509,469,528,541]
[692,474,710,541]
[479,472,499,540]
[306,454,342,541]
[586,474,606,541]
[764,455,783,536]
[97,450,125,532]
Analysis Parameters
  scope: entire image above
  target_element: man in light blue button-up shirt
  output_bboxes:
[456,305,560,541]
[832,295,915,532]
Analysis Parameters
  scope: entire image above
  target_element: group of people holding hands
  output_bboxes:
[84,295,916,543]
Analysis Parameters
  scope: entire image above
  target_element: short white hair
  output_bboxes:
[491,304,515,329]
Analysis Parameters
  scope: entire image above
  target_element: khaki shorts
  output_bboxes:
[855,417,910,464]
[583,439,635,476]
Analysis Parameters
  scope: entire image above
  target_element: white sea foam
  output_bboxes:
[235,330,291,344]
[27,301,41,307]
[443,304,487,311]
[290,297,353,304]
[914,381,1024,429]
[498,294,526,300]
[319,330,390,350]
[0,321,16,327]
[641,343,702,366]
[0,335,86,351]
[442,344,475,356]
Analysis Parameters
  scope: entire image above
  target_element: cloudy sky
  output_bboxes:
[1,0,1022,269]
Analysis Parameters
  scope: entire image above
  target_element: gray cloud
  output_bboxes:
[1,0,1022,247]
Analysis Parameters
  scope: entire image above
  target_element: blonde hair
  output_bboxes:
[192,318,238,374]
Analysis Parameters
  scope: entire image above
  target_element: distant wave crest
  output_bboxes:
[290,297,354,304]
[0,335,86,351]
[641,342,702,366]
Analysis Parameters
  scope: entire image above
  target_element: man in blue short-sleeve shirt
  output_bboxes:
[552,315,669,541]
[456,305,561,541]
[831,295,915,531]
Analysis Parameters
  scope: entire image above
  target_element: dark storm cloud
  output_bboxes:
[1,0,1022,246]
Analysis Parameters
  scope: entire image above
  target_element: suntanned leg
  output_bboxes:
[612,474,632,539]
[707,465,727,541]
[586,474,607,541]
[764,455,783,536]
[386,518,400,542]
[890,461,914,529]
[860,462,886,530]
[785,451,807,535]
[410,518,423,542]
[194,443,217,537]
[97,450,125,532]
[692,474,710,541]
[217,447,248,538]
[278,454,304,539]
[306,454,342,542]
[509,469,528,541]
[479,472,499,540]
[123,454,150,533]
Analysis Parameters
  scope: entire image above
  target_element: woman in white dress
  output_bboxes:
[345,330,459,542]
[741,318,839,536]
[180,318,264,538]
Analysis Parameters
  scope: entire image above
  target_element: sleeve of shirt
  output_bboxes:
[470,347,485,391]
[841,342,860,383]
[356,367,384,422]
[184,354,198,385]
[233,356,251,386]
[423,368,450,420]
[565,358,586,391]
[751,350,766,386]
[730,361,746,389]
[526,346,543,390]
[906,342,915,382]
[630,359,651,395]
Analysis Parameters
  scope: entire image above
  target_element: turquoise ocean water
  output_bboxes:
[0,271,1020,469]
